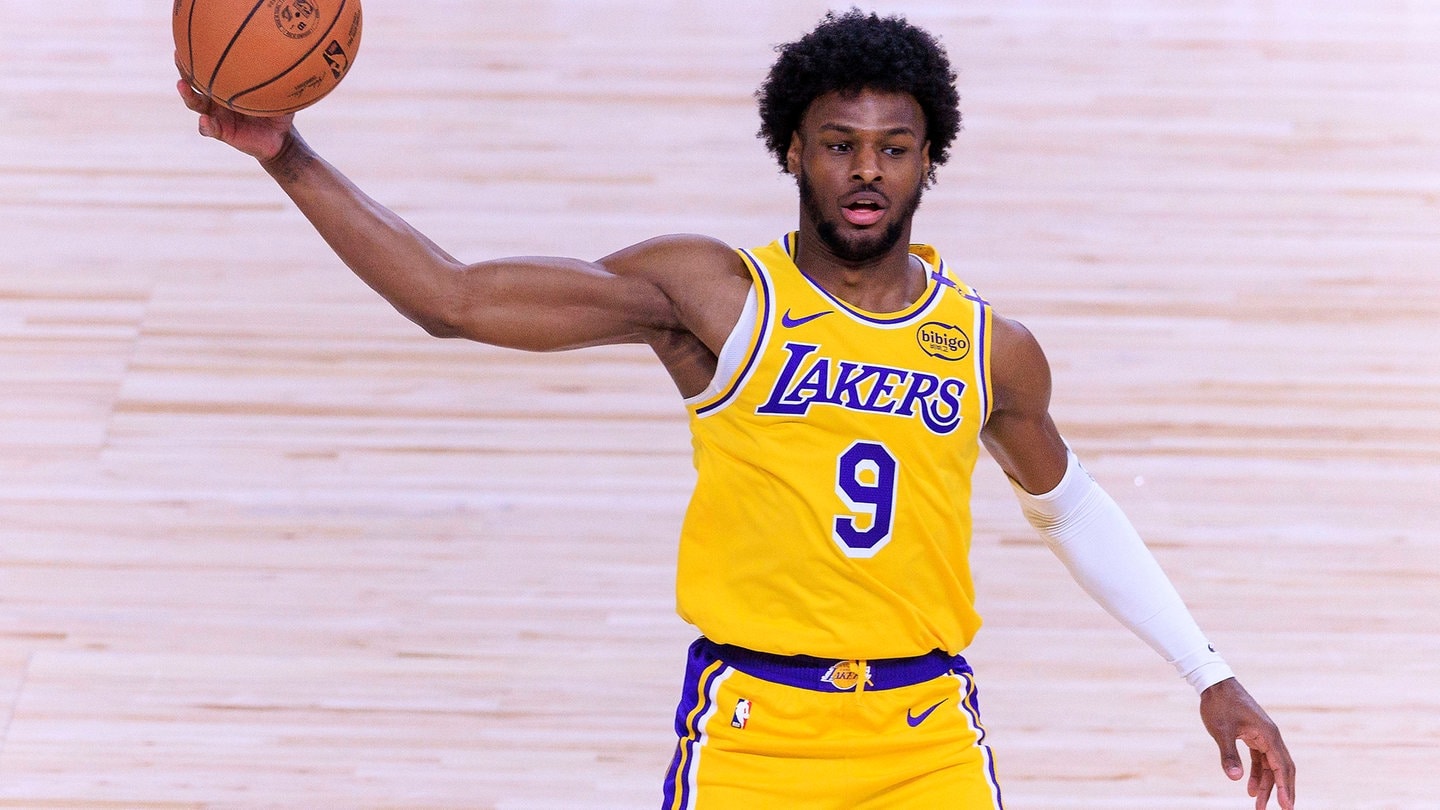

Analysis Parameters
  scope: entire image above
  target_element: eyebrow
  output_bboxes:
[818,123,919,138]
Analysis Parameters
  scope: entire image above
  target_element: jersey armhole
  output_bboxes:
[978,302,995,425]
[684,283,759,410]
[941,260,995,428]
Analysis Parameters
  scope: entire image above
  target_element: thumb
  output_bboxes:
[1214,735,1244,781]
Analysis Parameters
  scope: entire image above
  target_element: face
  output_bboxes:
[787,89,931,264]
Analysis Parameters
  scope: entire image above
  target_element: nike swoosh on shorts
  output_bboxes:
[906,698,948,728]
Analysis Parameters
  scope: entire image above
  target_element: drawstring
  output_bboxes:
[854,660,871,694]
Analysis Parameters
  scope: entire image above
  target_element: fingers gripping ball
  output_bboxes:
[174,0,362,117]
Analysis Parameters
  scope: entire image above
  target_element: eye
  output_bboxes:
[827,142,853,154]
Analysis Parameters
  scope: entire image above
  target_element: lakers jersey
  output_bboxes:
[677,233,995,659]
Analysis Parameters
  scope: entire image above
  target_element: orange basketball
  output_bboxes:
[174,0,363,117]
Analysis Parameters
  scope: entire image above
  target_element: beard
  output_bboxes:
[798,171,924,264]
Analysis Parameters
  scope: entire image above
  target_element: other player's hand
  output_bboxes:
[176,74,292,163]
[1200,677,1296,809]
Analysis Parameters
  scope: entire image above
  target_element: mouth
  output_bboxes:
[840,192,888,227]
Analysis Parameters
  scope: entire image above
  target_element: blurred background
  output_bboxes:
[1,1,1437,807]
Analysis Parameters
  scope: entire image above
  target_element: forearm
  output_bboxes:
[262,130,467,336]
[1011,449,1234,693]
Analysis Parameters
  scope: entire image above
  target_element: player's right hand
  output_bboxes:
[176,74,293,163]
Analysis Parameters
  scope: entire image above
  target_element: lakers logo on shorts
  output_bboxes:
[821,660,873,691]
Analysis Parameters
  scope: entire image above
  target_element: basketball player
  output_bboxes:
[178,10,1295,809]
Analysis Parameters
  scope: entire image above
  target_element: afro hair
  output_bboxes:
[756,9,961,183]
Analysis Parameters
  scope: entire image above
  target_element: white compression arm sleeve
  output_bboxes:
[1010,450,1234,693]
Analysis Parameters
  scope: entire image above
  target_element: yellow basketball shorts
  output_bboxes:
[662,638,1004,809]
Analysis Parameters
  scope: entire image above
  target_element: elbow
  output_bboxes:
[405,268,477,338]
[414,311,464,339]
[386,287,469,338]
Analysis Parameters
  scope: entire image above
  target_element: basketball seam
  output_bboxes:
[184,0,198,83]
[206,0,271,96]
[225,0,353,110]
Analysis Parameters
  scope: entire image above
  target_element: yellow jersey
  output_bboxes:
[677,233,994,659]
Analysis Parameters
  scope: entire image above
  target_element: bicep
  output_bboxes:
[442,255,681,351]
[433,234,746,400]
[438,233,747,354]
[981,314,1069,494]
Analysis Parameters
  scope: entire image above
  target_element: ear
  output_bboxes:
[785,131,803,175]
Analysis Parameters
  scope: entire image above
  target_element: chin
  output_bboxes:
[817,219,906,264]
[797,171,922,264]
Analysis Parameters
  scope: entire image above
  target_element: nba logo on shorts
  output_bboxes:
[731,698,751,729]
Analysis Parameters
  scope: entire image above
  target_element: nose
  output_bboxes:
[850,148,882,184]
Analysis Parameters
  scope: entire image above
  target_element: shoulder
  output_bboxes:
[990,313,1046,375]
[980,312,1070,490]
[601,233,753,356]
[988,312,1052,415]
[599,233,748,282]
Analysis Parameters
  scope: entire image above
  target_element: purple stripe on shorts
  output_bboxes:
[956,668,1005,808]
[662,640,728,809]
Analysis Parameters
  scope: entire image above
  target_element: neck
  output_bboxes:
[792,223,923,313]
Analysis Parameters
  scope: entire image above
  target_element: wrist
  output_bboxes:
[260,128,309,181]
[1199,674,1239,697]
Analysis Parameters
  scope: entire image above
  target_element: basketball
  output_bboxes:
[174,0,363,117]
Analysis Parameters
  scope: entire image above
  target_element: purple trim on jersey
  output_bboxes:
[974,289,991,423]
[694,249,772,418]
[780,231,942,326]
[707,640,965,692]
[929,257,992,424]
[663,640,730,809]
[963,291,991,306]
[800,268,943,326]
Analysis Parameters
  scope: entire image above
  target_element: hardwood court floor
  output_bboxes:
[1,1,1437,807]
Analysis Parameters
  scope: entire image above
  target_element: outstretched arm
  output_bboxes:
[176,80,747,386]
[981,314,1296,810]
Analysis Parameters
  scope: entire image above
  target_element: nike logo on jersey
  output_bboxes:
[906,699,947,728]
[780,308,833,328]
